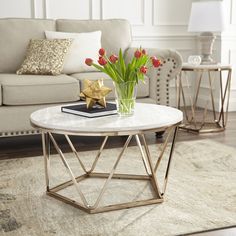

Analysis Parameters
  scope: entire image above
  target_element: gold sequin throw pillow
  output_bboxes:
[16,39,73,75]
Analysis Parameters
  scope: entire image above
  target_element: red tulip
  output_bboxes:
[151,57,161,67]
[99,48,106,56]
[142,49,146,55]
[134,50,142,59]
[85,58,93,66]
[140,66,147,74]
[98,56,107,66]
[109,54,118,63]
[150,56,157,60]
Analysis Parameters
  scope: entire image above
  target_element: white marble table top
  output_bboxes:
[30,103,183,135]
[182,63,232,70]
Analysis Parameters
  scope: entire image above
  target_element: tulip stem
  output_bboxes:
[114,81,137,116]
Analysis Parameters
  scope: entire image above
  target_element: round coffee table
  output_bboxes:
[30,103,182,214]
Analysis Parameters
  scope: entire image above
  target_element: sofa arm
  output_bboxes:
[125,48,182,105]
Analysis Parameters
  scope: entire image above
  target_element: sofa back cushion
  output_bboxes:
[45,30,102,74]
[56,19,132,56]
[0,18,56,73]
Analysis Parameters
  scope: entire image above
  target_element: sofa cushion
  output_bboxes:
[45,30,102,74]
[56,19,132,56]
[70,72,149,99]
[0,18,56,73]
[16,39,73,75]
[0,74,80,105]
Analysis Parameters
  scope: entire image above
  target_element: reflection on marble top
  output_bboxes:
[30,103,183,134]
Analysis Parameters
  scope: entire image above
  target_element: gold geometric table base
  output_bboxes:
[47,174,164,214]
[41,126,178,214]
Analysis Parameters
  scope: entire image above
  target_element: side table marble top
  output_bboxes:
[182,63,232,70]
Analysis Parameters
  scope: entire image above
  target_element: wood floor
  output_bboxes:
[0,112,235,236]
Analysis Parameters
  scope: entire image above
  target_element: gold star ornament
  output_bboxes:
[80,79,112,109]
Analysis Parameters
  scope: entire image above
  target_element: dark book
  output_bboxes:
[61,102,117,118]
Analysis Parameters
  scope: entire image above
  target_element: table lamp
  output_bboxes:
[188,1,226,64]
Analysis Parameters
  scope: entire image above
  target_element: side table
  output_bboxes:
[176,63,232,133]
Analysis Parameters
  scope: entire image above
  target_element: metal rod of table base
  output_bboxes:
[64,134,88,173]
[42,132,50,191]
[91,135,133,209]
[162,126,179,195]
[141,134,162,199]
[154,126,174,172]
[48,133,90,207]
[135,134,150,175]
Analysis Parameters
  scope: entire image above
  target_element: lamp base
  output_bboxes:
[199,32,216,65]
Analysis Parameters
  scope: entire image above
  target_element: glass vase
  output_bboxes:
[113,81,137,116]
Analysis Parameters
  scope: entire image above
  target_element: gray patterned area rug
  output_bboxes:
[0,139,236,236]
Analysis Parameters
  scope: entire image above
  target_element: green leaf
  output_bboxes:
[118,49,126,80]
[92,64,106,73]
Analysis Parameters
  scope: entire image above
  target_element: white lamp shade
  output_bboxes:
[188,1,226,32]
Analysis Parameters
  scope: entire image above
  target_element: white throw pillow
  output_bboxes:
[45,30,101,74]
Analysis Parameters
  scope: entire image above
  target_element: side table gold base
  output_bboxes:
[179,122,224,134]
[42,126,178,214]
[176,64,232,134]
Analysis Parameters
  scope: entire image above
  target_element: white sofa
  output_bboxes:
[0,18,182,137]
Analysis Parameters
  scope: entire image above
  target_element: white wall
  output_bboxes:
[220,0,236,111]
[0,0,235,110]
[0,0,195,50]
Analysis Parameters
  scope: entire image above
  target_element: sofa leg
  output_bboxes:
[155,131,165,138]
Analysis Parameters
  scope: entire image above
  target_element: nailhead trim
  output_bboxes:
[156,57,177,106]
[166,78,170,106]
[0,130,40,137]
